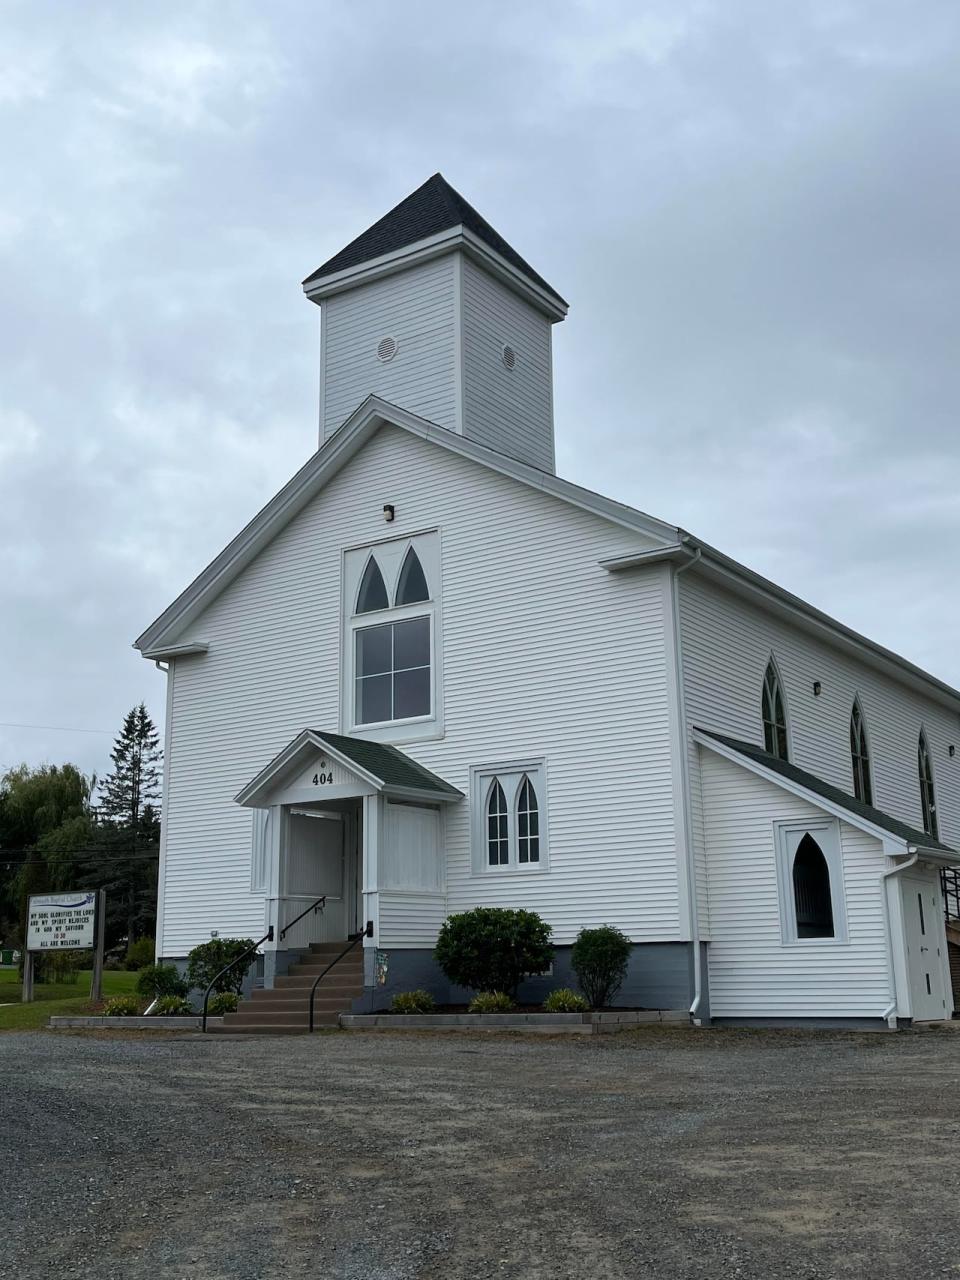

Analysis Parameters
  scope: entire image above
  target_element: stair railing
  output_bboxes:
[309,921,373,1033]
[201,928,273,1033]
[278,894,327,944]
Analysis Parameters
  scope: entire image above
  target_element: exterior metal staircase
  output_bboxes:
[208,941,364,1035]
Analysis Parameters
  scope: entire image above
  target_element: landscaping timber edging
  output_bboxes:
[48,1015,223,1030]
[339,1010,689,1033]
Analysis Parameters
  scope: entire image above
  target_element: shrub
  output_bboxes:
[571,925,631,1009]
[186,938,256,996]
[207,992,240,1016]
[468,991,515,1013]
[124,937,155,971]
[135,964,188,999]
[104,995,141,1017]
[391,990,436,1014]
[434,908,552,997]
[543,987,590,1013]
[151,995,193,1016]
[44,950,85,984]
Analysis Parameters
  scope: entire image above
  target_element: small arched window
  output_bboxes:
[850,701,872,805]
[918,731,938,839]
[356,556,389,614]
[487,780,509,866]
[792,834,834,938]
[761,660,788,760]
[517,775,540,864]
[395,546,429,606]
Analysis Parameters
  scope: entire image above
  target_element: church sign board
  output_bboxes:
[22,890,106,1004]
[27,892,97,951]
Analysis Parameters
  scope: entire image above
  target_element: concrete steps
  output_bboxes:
[208,940,363,1036]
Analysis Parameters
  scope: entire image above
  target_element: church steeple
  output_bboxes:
[303,175,567,472]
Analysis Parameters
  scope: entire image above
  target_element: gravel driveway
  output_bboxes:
[3,1025,960,1279]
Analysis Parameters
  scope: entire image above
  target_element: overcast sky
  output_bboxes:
[3,0,959,779]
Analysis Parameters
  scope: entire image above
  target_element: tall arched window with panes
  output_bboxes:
[761,659,788,760]
[472,762,548,872]
[918,731,938,840]
[850,700,872,805]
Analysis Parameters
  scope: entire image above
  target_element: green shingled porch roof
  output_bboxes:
[312,730,462,798]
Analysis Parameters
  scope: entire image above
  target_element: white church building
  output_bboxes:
[136,174,960,1030]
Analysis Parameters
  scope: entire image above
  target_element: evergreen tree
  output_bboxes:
[96,704,163,946]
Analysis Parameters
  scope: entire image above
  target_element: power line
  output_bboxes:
[0,721,114,735]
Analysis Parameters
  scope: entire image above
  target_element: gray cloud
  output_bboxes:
[2,0,959,776]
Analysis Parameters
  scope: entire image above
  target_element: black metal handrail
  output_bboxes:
[309,921,373,1033]
[201,928,273,1032]
[279,895,326,943]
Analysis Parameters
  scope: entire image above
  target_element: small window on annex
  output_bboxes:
[343,532,440,737]
[776,822,846,945]
[761,660,788,760]
[472,763,547,872]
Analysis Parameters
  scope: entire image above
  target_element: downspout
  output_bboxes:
[880,851,919,1029]
[670,546,703,1023]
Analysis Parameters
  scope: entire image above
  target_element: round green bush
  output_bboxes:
[151,995,194,1016]
[207,992,240,1016]
[135,963,188,999]
[104,995,141,1017]
[543,987,590,1013]
[124,937,155,971]
[468,991,515,1013]
[186,938,257,995]
[434,907,553,997]
[571,925,631,1009]
[391,990,436,1014]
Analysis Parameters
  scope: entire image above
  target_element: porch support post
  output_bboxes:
[362,794,381,985]
[263,804,284,989]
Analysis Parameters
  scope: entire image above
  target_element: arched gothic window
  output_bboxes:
[762,660,788,760]
[792,834,834,938]
[486,780,509,866]
[356,556,389,613]
[517,775,540,864]
[395,546,429,606]
[850,701,872,805]
[918,731,938,839]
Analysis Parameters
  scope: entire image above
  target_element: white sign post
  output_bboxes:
[22,891,105,1003]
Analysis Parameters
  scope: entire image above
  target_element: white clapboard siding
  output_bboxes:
[321,256,458,438]
[159,424,676,955]
[702,751,892,1018]
[460,257,555,472]
[378,892,447,948]
[680,572,960,944]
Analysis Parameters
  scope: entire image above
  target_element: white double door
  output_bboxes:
[901,875,950,1021]
[283,808,359,945]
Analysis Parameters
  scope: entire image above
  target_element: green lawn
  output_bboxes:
[0,967,138,1031]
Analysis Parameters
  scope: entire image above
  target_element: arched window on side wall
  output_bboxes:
[918,731,938,840]
[486,780,509,867]
[850,700,872,805]
[356,556,389,613]
[395,546,430,606]
[792,834,835,938]
[761,660,788,760]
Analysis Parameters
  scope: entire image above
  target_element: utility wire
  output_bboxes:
[0,721,114,735]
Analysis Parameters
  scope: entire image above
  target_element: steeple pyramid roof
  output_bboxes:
[303,173,566,306]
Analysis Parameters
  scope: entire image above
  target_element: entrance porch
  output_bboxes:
[227,729,462,1031]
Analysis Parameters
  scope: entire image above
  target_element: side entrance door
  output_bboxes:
[902,875,949,1021]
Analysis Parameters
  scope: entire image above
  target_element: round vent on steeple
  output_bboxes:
[377,336,398,363]
[501,344,517,370]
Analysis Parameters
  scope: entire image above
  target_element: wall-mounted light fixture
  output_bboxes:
[950,745,956,758]
[383,504,395,522]
[812,681,822,697]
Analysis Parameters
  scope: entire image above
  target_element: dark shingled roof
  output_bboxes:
[312,730,461,798]
[303,173,566,306]
[699,730,956,854]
